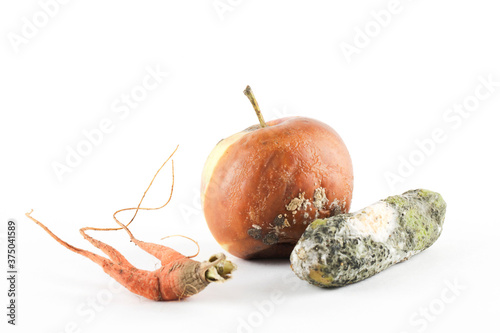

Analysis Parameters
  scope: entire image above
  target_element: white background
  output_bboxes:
[1,1,499,332]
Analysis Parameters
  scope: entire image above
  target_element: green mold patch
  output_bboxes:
[404,207,432,250]
[384,195,408,208]
[310,219,328,229]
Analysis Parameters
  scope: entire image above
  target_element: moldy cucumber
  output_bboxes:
[290,189,446,287]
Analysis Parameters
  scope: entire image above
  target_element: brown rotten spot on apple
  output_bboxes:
[201,86,353,259]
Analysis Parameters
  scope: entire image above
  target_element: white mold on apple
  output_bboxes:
[201,86,354,259]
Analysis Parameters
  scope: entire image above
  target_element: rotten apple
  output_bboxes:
[201,86,353,259]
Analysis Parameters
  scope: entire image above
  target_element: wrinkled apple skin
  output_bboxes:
[201,117,353,259]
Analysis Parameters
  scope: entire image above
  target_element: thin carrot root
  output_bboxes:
[160,234,200,259]
[25,147,236,301]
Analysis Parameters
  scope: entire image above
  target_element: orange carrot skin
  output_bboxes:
[129,239,210,300]
[102,264,161,301]
[98,248,207,301]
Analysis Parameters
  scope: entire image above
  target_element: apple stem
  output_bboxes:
[243,85,268,128]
